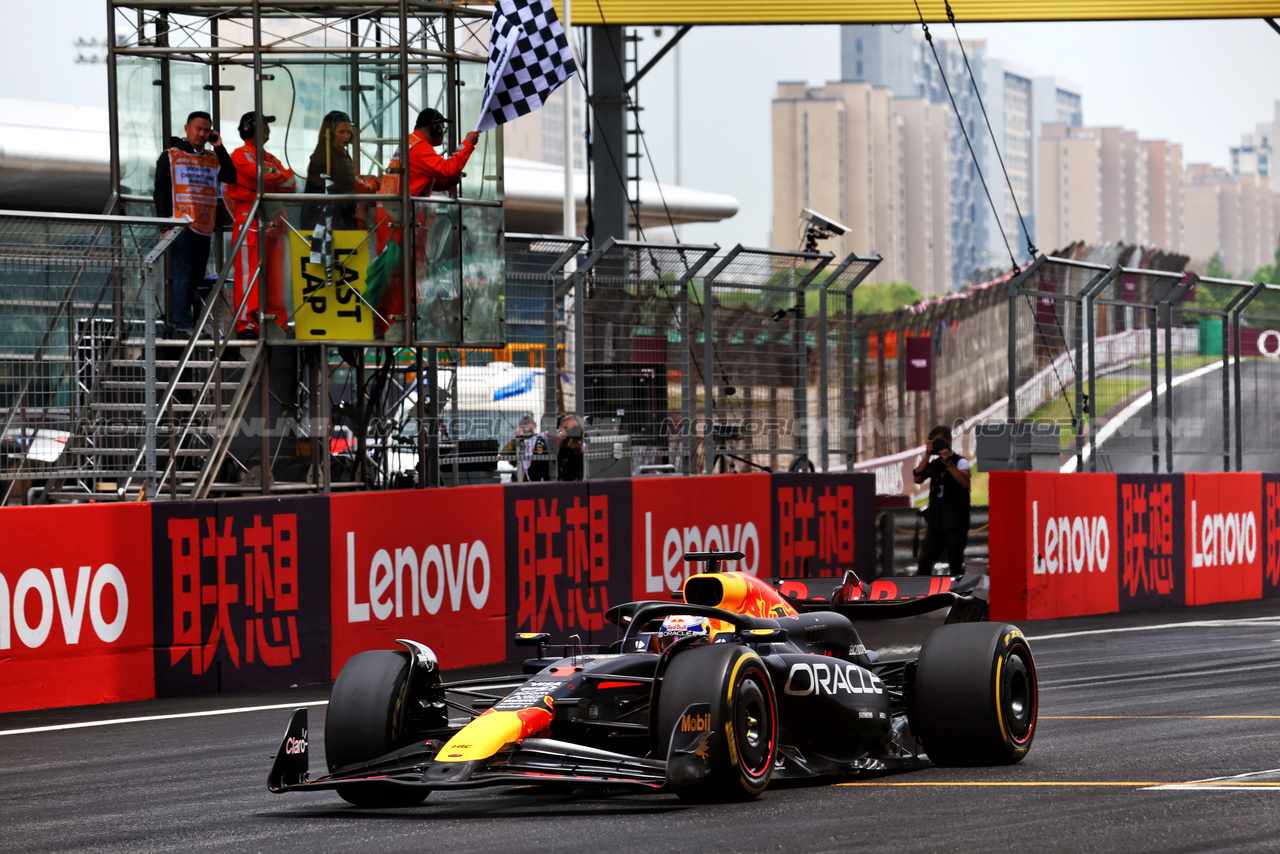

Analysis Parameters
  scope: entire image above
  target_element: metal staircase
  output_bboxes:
[46,336,264,501]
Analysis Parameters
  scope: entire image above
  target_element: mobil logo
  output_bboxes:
[1190,500,1257,569]
[642,512,761,593]
[1031,500,1111,575]
[345,531,492,623]
[0,564,129,650]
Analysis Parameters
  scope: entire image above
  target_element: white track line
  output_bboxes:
[0,680,520,737]
[1144,767,1280,791]
[0,700,331,737]
[1062,360,1225,473]
[1030,617,1280,642]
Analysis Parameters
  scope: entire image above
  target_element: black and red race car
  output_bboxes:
[269,553,1037,805]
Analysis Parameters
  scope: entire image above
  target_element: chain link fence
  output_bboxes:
[1004,242,1280,474]
[0,211,177,502]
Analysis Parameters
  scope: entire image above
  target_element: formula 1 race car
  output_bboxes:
[269,553,1037,805]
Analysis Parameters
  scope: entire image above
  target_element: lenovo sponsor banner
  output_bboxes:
[632,474,771,600]
[993,472,1280,620]
[1183,473,1262,605]
[770,473,876,579]
[1117,475,1185,612]
[331,487,505,675]
[152,497,330,696]
[0,504,154,713]
[503,481,632,659]
[990,472,1119,621]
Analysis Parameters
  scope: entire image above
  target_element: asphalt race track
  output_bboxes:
[4,600,1280,853]
[1086,360,1280,474]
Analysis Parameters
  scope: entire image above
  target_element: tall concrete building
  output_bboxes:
[1182,163,1277,276]
[771,80,951,293]
[1145,140,1184,254]
[897,98,952,294]
[839,25,1081,286]
[1038,124,1188,257]
[1230,99,1280,180]
[1038,125,1101,248]
[980,59,1035,269]
[1183,164,1228,268]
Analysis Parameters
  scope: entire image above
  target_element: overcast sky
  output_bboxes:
[7,5,1280,251]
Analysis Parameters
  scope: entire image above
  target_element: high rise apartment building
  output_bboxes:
[836,25,1081,286]
[1183,164,1228,267]
[1037,126,1101,248]
[1145,140,1183,254]
[772,80,950,293]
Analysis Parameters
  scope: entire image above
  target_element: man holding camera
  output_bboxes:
[912,425,971,576]
[523,415,584,482]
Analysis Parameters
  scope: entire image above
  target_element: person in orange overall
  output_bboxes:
[373,108,481,337]
[224,111,296,337]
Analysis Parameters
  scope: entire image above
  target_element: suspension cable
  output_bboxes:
[943,0,1038,262]
[913,0,1017,274]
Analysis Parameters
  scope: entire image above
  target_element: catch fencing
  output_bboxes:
[1006,242,1280,473]
[2,213,1045,500]
[0,211,176,502]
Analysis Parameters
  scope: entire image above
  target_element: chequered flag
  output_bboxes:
[475,0,577,132]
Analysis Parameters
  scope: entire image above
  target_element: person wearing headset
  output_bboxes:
[223,111,296,338]
[373,108,482,337]
[153,111,237,337]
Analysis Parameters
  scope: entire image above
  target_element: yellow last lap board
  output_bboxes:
[289,230,374,340]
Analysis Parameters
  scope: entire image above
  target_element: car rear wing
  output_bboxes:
[766,573,988,622]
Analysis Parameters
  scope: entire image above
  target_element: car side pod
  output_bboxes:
[268,708,311,792]
[664,702,714,790]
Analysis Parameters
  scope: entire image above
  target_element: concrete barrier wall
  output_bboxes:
[0,473,875,714]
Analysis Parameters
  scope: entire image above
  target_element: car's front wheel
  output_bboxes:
[325,649,429,807]
[654,643,778,802]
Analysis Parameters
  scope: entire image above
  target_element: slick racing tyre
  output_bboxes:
[911,622,1037,766]
[325,649,428,807]
[655,643,778,802]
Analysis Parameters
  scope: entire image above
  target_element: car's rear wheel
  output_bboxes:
[325,649,429,807]
[654,643,778,802]
[911,622,1037,766]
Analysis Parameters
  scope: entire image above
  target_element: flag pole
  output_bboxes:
[561,0,576,242]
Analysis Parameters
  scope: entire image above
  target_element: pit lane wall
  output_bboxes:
[0,473,874,713]
[989,471,1280,621]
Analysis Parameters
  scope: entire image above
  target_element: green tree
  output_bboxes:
[1249,235,1280,284]
[853,281,925,314]
[1205,251,1230,279]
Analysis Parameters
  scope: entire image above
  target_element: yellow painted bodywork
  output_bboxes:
[436,704,553,763]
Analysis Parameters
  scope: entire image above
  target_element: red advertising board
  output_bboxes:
[1229,327,1280,358]
[330,487,506,676]
[989,472,1118,621]
[904,336,931,392]
[0,503,154,712]
[771,473,877,580]
[1265,474,1280,599]
[630,474,771,600]
[151,497,331,697]
[1117,475,1185,611]
[502,481,633,658]
[1182,473,1263,605]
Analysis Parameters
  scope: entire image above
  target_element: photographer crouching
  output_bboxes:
[912,425,971,576]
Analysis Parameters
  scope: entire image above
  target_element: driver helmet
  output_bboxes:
[652,614,713,651]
